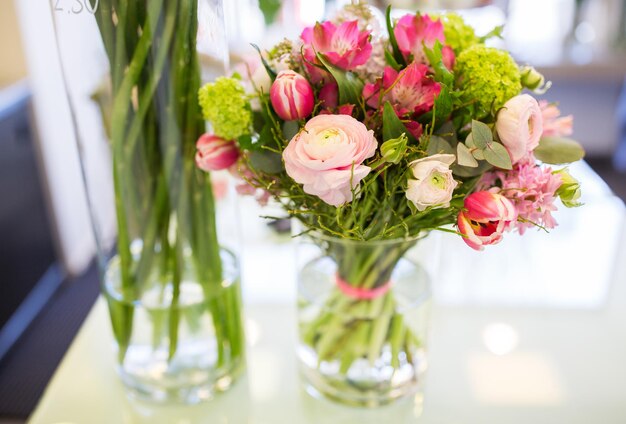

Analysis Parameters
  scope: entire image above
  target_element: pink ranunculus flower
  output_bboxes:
[393,13,454,68]
[270,70,315,121]
[539,100,573,138]
[283,114,377,206]
[363,63,441,130]
[496,94,544,164]
[301,20,372,82]
[195,134,239,172]
[457,191,518,251]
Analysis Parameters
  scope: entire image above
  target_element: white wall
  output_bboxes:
[14,0,116,276]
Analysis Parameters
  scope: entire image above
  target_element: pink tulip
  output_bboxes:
[301,20,372,82]
[270,70,315,121]
[394,13,454,67]
[457,191,517,251]
[195,134,239,172]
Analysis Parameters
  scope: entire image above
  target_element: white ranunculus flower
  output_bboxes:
[496,94,543,164]
[406,153,458,211]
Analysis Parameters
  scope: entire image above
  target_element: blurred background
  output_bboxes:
[0,0,625,422]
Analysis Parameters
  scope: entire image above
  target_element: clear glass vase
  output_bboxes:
[296,232,432,407]
[50,0,244,403]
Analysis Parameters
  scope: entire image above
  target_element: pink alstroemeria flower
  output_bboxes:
[539,100,573,138]
[457,191,518,251]
[393,13,455,69]
[363,63,441,118]
[301,20,372,82]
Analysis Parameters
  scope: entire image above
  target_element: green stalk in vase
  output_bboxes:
[300,238,420,372]
[92,0,239,365]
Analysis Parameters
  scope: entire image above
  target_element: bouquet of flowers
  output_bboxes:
[195,3,584,401]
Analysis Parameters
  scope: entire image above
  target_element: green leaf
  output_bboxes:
[427,135,454,155]
[256,122,276,150]
[382,102,416,143]
[435,121,457,143]
[479,25,504,42]
[483,141,512,169]
[452,160,492,177]
[316,53,364,106]
[465,133,485,159]
[472,149,485,160]
[384,49,402,71]
[237,134,254,150]
[258,0,281,25]
[249,150,283,174]
[424,40,454,86]
[471,120,492,149]
[282,120,299,140]
[385,6,406,67]
[534,137,586,164]
[250,43,277,81]
[457,143,478,167]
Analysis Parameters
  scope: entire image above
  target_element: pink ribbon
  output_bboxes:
[335,275,392,300]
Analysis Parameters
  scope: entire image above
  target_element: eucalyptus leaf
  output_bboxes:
[534,136,585,164]
[472,149,485,160]
[435,121,457,143]
[457,143,478,167]
[452,160,492,177]
[249,150,283,174]
[471,120,492,149]
[316,53,364,106]
[282,120,299,140]
[427,135,454,155]
[483,141,512,170]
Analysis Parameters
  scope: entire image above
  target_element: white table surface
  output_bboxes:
[28,162,626,424]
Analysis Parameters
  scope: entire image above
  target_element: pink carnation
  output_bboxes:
[479,155,563,235]
[301,20,372,83]
[283,114,377,206]
[539,100,574,138]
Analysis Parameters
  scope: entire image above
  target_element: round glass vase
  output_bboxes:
[50,0,243,403]
[296,232,432,407]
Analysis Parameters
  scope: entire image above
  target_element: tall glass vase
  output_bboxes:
[51,0,244,403]
[296,232,432,407]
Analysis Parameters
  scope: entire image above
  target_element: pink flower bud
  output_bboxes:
[195,134,239,172]
[269,70,315,121]
[457,191,517,251]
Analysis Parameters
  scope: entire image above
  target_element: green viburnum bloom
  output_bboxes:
[455,45,522,115]
[441,13,480,54]
[198,77,251,140]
